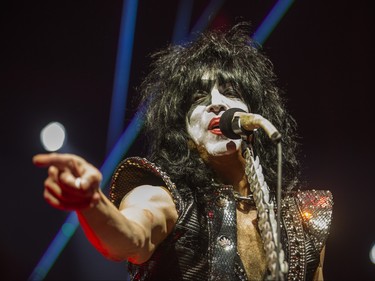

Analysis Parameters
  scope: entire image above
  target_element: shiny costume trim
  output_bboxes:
[204,186,239,281]
[282,190,333,280]
[296,190,333,254]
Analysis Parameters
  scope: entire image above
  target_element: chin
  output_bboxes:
[205,140,240,156]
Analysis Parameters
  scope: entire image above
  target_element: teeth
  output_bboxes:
[209,125,219,130]
[208,118,220,130]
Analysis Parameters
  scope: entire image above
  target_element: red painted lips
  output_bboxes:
[208,117,222,135]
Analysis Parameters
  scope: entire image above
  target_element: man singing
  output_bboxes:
[33,22,333,281]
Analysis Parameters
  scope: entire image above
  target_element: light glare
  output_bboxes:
[370,243,375,264]
[40,122,66,151]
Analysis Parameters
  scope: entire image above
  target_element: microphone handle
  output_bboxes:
[238,113,281,143]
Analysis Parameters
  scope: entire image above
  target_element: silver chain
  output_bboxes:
[243,147,288,280]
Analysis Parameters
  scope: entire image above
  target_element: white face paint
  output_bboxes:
[186,80,249,156]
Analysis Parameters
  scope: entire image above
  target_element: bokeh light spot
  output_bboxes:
[40,122,66,151]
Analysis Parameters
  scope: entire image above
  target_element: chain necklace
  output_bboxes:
[232,190,255,206]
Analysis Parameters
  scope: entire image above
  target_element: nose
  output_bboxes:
[207,89,228,114]
[207,103,227,113]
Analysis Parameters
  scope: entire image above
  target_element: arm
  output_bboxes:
[77,185,178,263]
[313,246,326,281]
[33,153,178,264]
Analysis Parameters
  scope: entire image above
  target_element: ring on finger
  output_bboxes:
[74,177,82,189]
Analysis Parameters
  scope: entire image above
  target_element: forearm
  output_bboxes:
[32,153,173,263]
[76,190,151,262]
[313,246,326,281]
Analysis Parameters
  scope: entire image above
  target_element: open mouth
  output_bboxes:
[208,117,222,135]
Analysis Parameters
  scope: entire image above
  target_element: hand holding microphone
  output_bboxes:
[219,108,282,143]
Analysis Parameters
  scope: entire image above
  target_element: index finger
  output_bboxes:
[32,153,84,170]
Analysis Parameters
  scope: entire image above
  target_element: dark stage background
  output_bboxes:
[1,1,374,280]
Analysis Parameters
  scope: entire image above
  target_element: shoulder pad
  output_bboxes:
[109,157,182,214]
[295,189,333,253]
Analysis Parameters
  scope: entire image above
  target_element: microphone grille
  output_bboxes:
[219,108,246,139]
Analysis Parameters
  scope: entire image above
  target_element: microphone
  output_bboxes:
[219,108,282,143]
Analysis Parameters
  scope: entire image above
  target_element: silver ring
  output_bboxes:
[74,177,82,189]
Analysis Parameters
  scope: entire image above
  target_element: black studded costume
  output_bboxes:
[109,157,333,281]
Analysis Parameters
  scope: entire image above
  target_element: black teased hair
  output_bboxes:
[138,22,300,195]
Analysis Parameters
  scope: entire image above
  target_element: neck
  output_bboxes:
[206,150,250,196]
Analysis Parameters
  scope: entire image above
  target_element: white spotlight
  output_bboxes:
[370,243,375,264]
[40,122,66,151]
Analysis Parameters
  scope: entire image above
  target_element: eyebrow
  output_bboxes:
[194,79,216,93]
